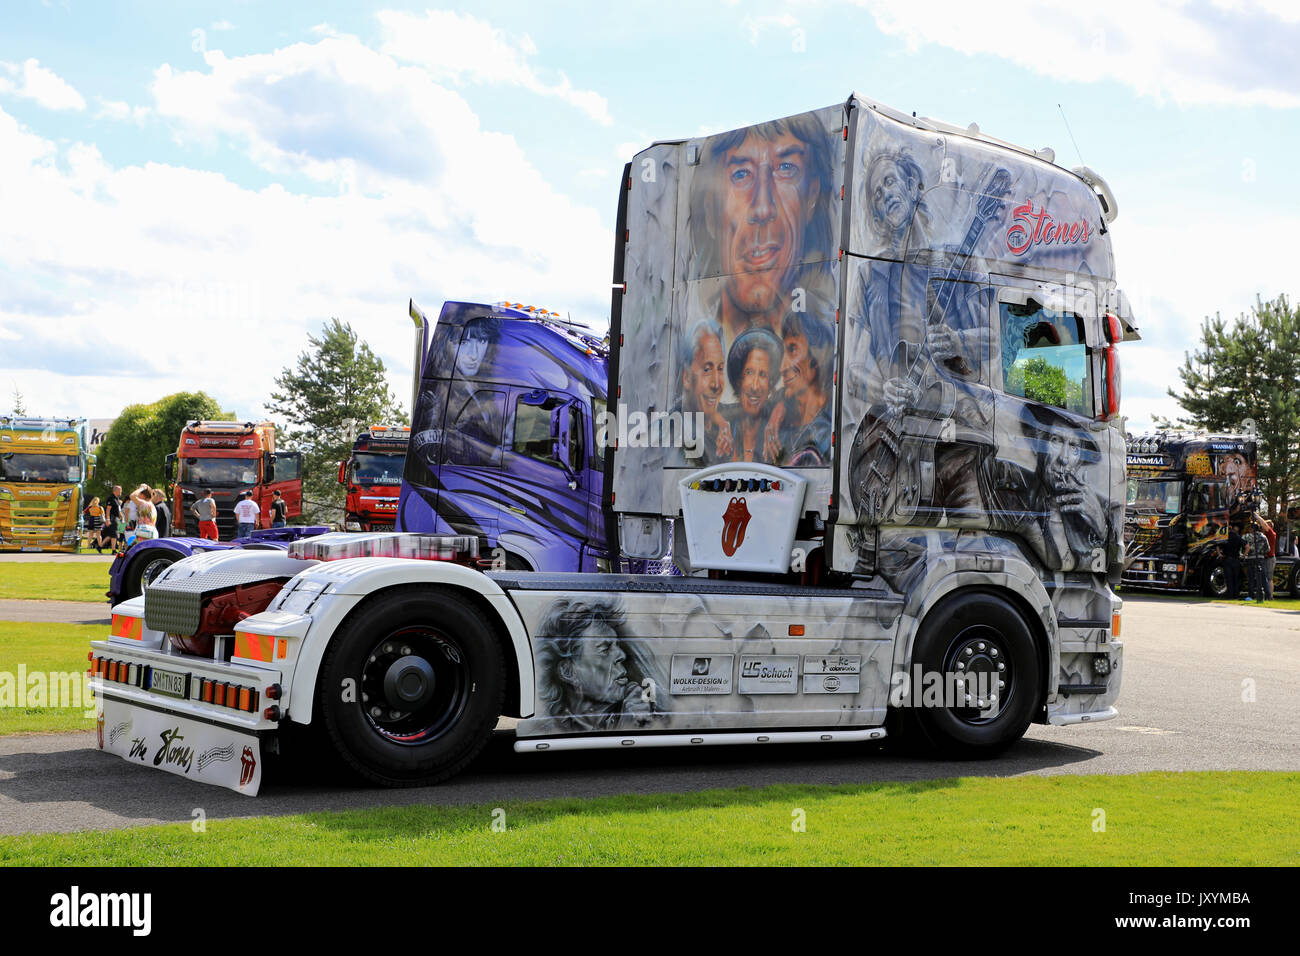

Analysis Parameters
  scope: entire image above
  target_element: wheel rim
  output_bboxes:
[140,557,173,590]
[1208,566,1227,596]
[358,626,470,745]
[941,624,1012,725]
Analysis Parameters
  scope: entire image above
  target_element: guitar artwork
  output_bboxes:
[848,166,1012,528]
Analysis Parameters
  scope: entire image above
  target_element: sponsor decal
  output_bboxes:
[738,655,800,694]
[802,673,860,694]
[720,496,751,556]
[1006,199,1090,255]
[670,654,734,695]
[803,655,862,675]
[1125,455,1170,467]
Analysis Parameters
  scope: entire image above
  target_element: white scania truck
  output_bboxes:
[90,94,1137,794]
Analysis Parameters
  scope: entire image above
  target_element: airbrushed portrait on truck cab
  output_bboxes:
[675,112,840,467]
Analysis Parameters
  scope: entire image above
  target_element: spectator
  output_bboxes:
[124,489,139,531]
[1243,524,1269,603]
[1254,513,1277,600]
[131,485,158,541]
[152,489,171,538]
[83,497,103,551]
[103,485,124,550]
[270,489,287,528]
[192,488,219,541]
[1219,524,1245,599]
[233,490,259,539]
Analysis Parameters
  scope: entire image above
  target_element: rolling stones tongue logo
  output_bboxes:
[721,496,751,556]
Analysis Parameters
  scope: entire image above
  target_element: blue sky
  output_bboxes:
[2,0,1298,434]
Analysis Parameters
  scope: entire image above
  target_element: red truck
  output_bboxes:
[338,425,409,532]
[165,421,303,538]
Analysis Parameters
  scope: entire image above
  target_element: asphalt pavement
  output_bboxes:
[1,593,1297,835]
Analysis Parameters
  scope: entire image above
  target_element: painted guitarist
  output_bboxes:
[848,165,1012,527]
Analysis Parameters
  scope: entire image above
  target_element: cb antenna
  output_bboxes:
[1058,103,1085,167]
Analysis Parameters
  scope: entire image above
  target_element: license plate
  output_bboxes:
[1162,563,1179,572]
[150,667,189,699]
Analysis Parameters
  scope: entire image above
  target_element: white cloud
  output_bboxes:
[856,0,1300,109]
[95,97,150,124]
[741,13,799,44]
[376,9,613,126]
[0,59,86,111]
[210,19,236,31]
[0,34,612,421]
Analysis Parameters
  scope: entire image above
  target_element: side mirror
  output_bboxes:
[164,454,175,482]
[86,454,96,480]
[337,460,347,485]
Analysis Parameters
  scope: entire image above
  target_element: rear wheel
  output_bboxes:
[908,591,1041,757]
[317,587,504,787]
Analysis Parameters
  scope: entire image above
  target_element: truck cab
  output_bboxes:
[0,416,92,553]
[166,421,302,538]
[398,300,610,572]
[339,425,409,532]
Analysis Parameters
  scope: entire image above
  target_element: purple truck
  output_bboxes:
[399,300,614,573]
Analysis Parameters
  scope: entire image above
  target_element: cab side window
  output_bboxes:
[1000,300,1093,416]
[513,395,564,469]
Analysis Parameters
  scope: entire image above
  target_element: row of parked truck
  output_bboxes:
[92,92,1142,795]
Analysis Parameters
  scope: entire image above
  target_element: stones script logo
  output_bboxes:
[1006,199,1090,255]
[720,496,751,556]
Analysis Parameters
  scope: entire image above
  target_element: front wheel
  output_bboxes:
[908,591,1042,757]
[1202,562,1229,598]
[316,587,504,787]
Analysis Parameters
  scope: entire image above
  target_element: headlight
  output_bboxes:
[58,489,73,502]
[0,489,14,501]
[345,520,362,531]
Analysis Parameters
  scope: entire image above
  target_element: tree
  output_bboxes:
[96,393,234,497]
[267,319,407,524]
[1167,294,1300,521]
[9,386,26,416]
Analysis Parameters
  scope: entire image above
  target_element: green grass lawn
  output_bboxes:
[0,771,1295,866]
[0,562,110,602]
[1119,587,1300,612]
[0,621,98,734]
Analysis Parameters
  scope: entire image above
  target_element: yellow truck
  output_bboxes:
[0,416,94,553]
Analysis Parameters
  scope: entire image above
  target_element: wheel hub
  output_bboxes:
[383,655,436,710]
[945,627,1011,723]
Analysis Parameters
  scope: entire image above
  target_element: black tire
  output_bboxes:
[123,551,178,601]
[907,591,1041,757]
[316,587,504,787]
[1201,561,1229,598]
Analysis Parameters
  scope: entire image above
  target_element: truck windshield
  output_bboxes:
[0,452,80,483]
[353,452,405,485]
[179,458,258,486]
[1127,479,1182,514]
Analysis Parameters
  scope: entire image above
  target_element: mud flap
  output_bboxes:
[98,699,263,796]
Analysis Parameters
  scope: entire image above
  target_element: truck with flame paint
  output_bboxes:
[0,416,93,553]
[91,94,1137,795]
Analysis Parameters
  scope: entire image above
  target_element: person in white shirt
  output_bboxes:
[233,491,260,539]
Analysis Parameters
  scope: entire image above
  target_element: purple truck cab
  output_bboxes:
[397,301,611,573]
